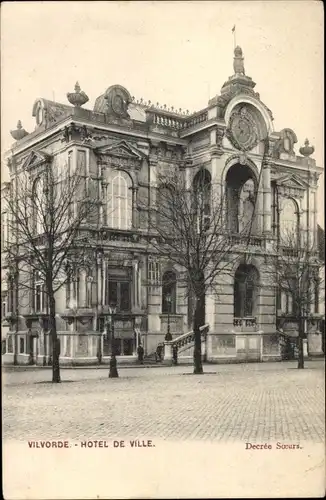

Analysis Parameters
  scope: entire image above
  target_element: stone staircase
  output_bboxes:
[170,324,209,354]
[144,324,209,364]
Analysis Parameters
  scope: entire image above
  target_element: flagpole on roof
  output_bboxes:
[232,25,236,49]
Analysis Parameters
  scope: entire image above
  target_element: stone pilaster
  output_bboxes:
[79,269,87,308]
[97,256,102,308]
[132,259,141,310]
[102,258,107,305]
[149,157,158,228]
[256,166,264,234]
[263,163,272,233]
[131,186,139,228]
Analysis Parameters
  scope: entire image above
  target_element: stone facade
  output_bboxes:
[1,49,324,365]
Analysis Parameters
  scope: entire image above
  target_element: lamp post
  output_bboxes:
[165,293,172,341]
[134,315,142,350]
[108,304,118,378]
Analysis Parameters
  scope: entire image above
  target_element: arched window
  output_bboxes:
[162,270,177,314]
[193,169,211,231]
[280,198,298,243]
[234,264,259,318]
[108,171,132,230]
[34,177,44,235]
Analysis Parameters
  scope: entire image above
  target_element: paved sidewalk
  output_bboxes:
[3,360,325,443]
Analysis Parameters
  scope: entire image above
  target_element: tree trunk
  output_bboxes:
[48,285,61,383]
[43,330,47,366]
[109,321,119,378]
[13,333,18,365]
[193,286,205,374]
[109,355,119,378]
[297,316,305,369]
[97,333,102,364]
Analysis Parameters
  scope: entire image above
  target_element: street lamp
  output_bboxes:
[108,304,118,378]
[165,293,173,341]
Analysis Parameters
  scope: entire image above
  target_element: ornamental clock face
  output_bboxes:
[232,117,252,144]
[227,109,259,151]
[112,94,125,115]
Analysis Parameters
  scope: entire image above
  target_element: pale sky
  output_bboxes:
[1,1,324,225]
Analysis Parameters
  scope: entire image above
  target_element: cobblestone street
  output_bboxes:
[3,361,325,443]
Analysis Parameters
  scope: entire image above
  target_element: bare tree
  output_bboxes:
[270,226,323,369]
[144,169,253,374]
[5,155,95,382]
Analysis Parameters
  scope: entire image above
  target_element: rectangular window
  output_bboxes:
[35,284,42,312]
[120,282,130,311]
[281,290,294,315]
[108,281,118,306]
[34,271,46,313]
[34,284,45,312]
[19,337,25,354]
[148,259,161,284]
[107,279,131,312]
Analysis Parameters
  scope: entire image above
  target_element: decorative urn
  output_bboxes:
[299,138,315,157]
[10,120,29,140]
[67,82,89,107]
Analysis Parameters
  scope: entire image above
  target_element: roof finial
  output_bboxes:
[10,120,29,140]
[299,138,315,157]
[67,81,89,107]
[233,45,245,75]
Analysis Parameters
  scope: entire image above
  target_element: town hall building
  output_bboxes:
[1,47,324,365]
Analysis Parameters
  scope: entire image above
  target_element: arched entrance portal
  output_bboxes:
[225,164,257,235]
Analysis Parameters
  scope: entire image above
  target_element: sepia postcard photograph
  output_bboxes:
[1,1,325,498]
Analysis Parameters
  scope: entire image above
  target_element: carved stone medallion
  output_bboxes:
[104,85,131,119]
[226,106,259,152]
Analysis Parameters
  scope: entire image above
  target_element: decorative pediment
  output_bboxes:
[276,174,307,189]
[96,140,146,160]
[96,140,147,170]
[275,174,308,199]
[22,150,52,171]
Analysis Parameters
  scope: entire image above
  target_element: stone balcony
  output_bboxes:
[229,234,265,248]
[233,317,259,332]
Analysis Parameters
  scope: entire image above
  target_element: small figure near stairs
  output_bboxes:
[172,344,178,365]
[137,344,144,364]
